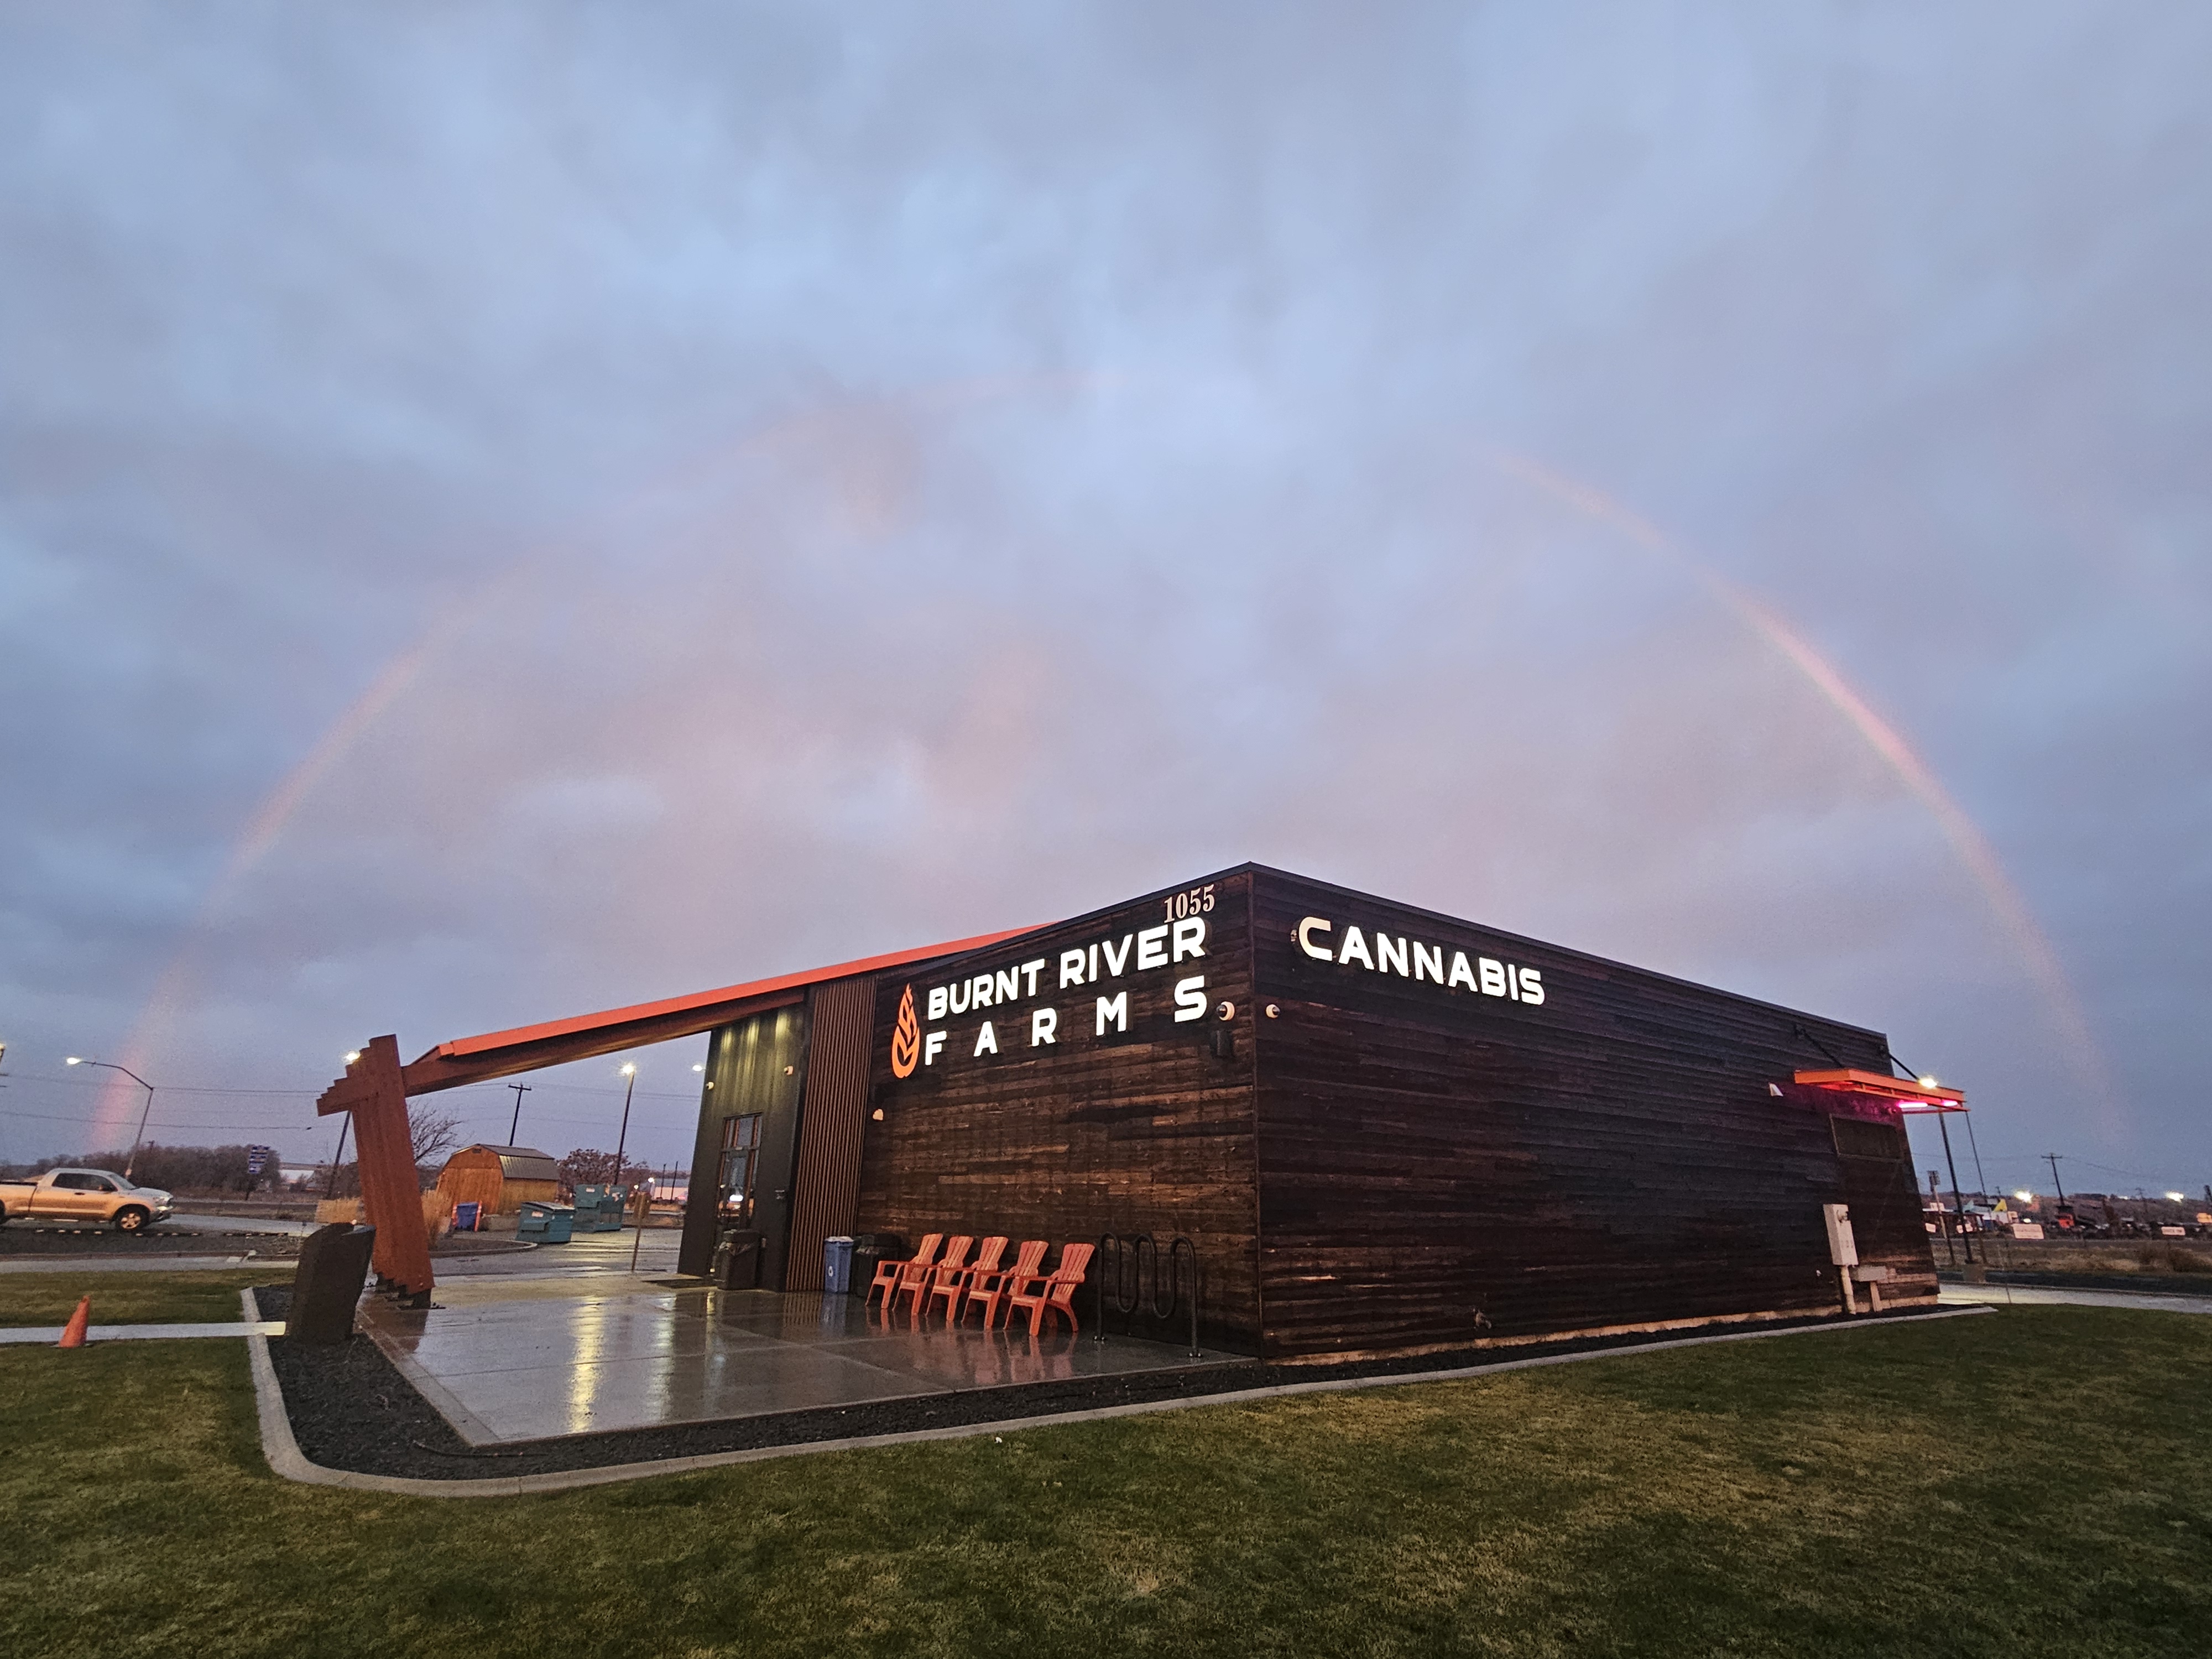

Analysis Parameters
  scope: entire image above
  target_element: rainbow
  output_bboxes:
[101,431,2111,1145]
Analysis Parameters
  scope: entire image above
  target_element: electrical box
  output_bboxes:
[1823,1203,1859,1267]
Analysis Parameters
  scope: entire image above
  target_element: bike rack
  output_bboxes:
[1095,1232,1201,1357]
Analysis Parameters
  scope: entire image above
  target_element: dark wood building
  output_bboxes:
[675,864,1945,1360]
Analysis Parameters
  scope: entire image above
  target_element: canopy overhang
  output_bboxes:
[1792,1068,1965,1113]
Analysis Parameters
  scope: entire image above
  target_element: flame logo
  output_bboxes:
[889,983,921,1079]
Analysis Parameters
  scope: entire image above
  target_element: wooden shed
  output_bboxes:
[435,1144,561,1215]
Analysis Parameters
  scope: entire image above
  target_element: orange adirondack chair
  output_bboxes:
[1008,1241,1095,1336]
[928,1234,1005,1321]
[901,1234,971,1317]
[962,1238,1047,1328]
[867,1233,942,1311]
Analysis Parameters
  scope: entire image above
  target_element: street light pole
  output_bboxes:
[66,1057,156,1182]
[612,1063,637,1195]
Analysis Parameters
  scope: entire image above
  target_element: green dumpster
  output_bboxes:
[518,1201,574,1244]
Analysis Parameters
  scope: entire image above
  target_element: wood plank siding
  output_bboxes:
[1248,867,1937,1359]
[781,977,878,1290]
[853,872,1264,1350]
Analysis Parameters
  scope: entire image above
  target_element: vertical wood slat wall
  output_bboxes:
[781,976,877,1291]
[1248,868,1938,1359]
[854,874,1264,1349]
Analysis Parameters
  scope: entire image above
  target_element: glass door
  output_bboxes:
[717,1113,763,1228]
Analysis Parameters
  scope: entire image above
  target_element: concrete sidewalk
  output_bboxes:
[1939,1282,2212,1316]
[0,1320,284,1343]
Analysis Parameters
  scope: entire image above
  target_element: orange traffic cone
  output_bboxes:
[58,1296,91,1349]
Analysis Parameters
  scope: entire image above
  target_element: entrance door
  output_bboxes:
[716,1113,763,1228]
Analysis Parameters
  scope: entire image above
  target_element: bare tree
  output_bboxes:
[409,1109,463,1170]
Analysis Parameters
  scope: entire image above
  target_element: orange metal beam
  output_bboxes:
[398,924,1042,1096]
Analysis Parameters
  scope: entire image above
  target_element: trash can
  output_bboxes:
[849,1233,908,1299]
[823,1235,855,1295]
[518,1201,574,1244]
[716,1228,764,1290]
[286,1222,377,1345]
[452,1201,481,1232]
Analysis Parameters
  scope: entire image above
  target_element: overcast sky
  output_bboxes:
[3,4,2206,1198]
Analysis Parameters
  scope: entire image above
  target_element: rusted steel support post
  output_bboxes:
[317,1035,434,1304]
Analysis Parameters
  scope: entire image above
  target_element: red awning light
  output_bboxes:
[1791,1068,1965,1112]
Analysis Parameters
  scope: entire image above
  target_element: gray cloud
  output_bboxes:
[2,3,2206,1196]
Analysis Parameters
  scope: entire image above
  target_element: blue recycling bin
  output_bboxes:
[452,1201,482,1232]
[518,1201,573,1244]
[823,1235,855,1295]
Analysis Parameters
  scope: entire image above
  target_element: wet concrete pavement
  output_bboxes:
[361,1262,1228,1444]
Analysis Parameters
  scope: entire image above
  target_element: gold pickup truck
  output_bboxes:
[0,1167,176,1231]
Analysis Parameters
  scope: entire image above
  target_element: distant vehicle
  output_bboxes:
[0,1167,176,1231]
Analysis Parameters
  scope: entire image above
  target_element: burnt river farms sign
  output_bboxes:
[886,897,1551,1081]
[889,913,1215,1077]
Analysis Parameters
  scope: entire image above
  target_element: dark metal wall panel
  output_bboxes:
[1247,867,1937,1359]
[781,977,877,1291]
[676,1005,811,1279]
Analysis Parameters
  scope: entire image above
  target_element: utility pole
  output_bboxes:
[506,1081,531,1144]
[2044,1154,2068,1206]
[1929,1170,1956,1266]
[324,1115,351,1199]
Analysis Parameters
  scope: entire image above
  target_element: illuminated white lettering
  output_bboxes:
[1375,932,1409,976]
[1295,917,1334,961]
[1088,942,1099,981]
[1172,975,1207,1022]
[974,1021,999,1056]
[995,966,1019,1003]
[1031,1007,1058,1046]
[1448,951,1477,992]
[1479,957,1507,997]
[972,974,993,1009]
[1060,950,1087,989]
[927,985,948,1021]
[1519,968,1545,1006]
[1171,916,1207,962]
[1102,936,1133,976]
[1506,962,1521,1001]
[1338,926,1375,971]
[924,1031,947,1066]
[1097,992,1129,1035]
[1413,941,1444,984]
[1020,958,1045,997]
[949,980,971,1014]
[1136,925,1169,970]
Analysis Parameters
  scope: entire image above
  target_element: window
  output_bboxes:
[53,1173,93,1191]
[717,1114,762,1228]
[1831,1116,1907,1162]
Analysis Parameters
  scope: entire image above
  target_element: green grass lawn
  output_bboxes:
[1,1306,2206,1658]
[0,1268,275,1327]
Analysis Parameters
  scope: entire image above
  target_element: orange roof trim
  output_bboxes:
[430,924,1043,1061]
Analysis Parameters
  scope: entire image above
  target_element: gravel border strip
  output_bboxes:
[243,1288,1991,1499]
